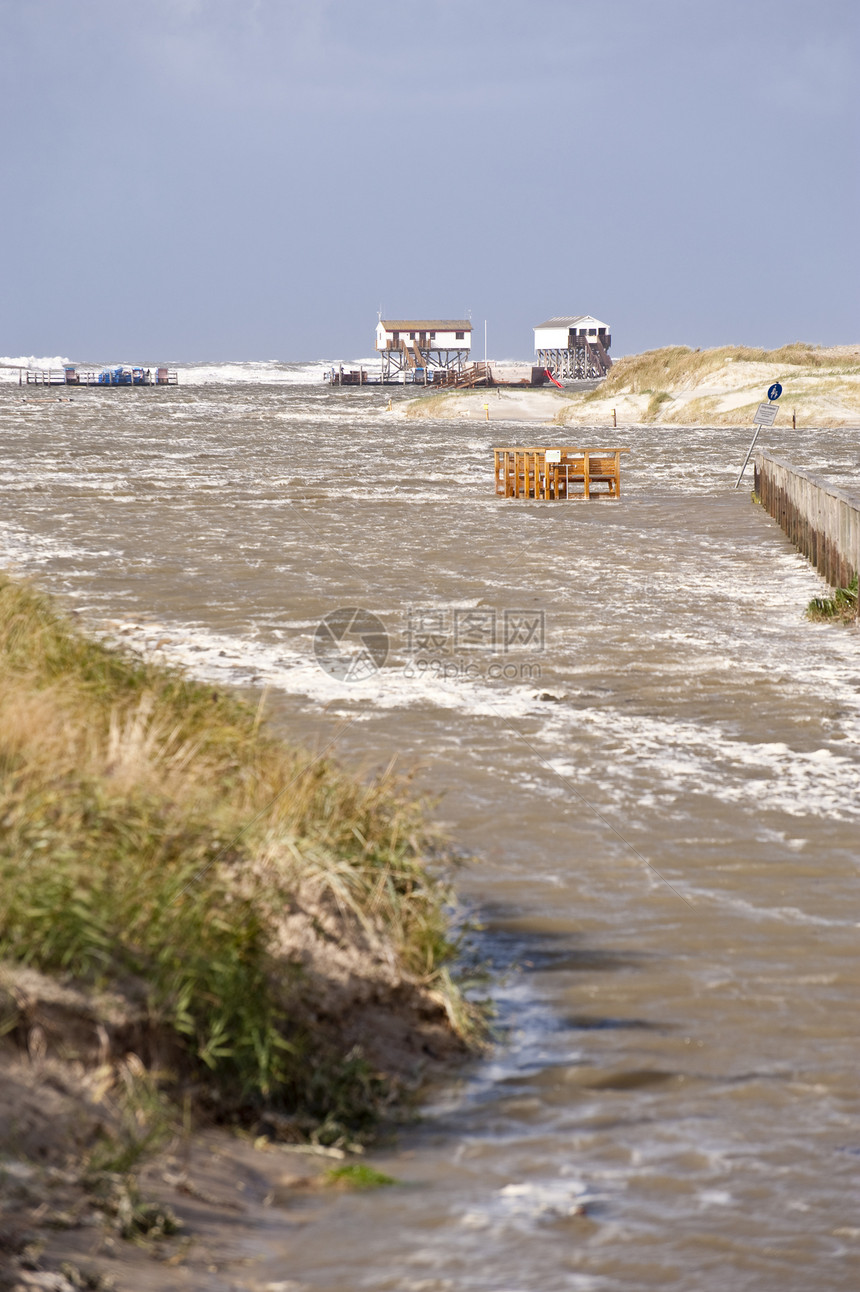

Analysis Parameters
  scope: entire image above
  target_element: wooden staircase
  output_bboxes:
[436,362,494,389]
[398,340,426,370]
[585,338,612,377]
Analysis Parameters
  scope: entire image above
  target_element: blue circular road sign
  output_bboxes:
[767,382,783,401]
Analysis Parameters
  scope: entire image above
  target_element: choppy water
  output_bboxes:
[2,369,859,1291]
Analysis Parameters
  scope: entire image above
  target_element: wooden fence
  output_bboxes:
[754,451,860,590]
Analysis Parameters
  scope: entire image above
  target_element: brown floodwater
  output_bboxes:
[2,372,859,1291]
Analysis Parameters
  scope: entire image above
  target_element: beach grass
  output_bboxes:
[644,390,673,421]
[600,343,860,399]
[552,343,860,426]
[0,574,480,1138]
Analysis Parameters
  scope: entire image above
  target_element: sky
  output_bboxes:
[1,0,858,361]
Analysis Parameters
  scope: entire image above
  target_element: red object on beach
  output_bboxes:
[545,368,564,390]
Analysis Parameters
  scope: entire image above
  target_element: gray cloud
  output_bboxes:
[1,0,857,358]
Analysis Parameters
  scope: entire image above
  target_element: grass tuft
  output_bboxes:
[323,1163,398,1189]
[85,1056,178,1175]
[84,1173,181,1241]
[644,390,672,421]
[807,574,858,623]
[0,574,482,1138]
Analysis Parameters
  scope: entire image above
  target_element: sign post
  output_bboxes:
[735,383,782,488]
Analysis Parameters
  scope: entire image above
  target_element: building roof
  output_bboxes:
[379,319,472,332]
[533,315,607,329]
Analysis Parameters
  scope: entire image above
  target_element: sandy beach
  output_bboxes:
[402,344,860,427]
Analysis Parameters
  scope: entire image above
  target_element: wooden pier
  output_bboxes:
[19,366,178,387]
[494,446,629,500]
[328,365,373,386]
[326,361,495,388]
[327,362,554,390]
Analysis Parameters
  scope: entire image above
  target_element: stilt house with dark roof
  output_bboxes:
[375,319,472,381]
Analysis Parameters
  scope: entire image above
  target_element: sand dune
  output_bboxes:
[403,344,860,427]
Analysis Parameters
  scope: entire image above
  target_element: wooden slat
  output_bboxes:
[491,446,630,502]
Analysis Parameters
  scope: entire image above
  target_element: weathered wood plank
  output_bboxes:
[753,451,860,595]
[491,446,630,502]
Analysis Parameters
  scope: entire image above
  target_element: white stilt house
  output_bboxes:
[534,315,612,381]
[376,319,472,382]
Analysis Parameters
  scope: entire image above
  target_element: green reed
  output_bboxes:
[0,574,478,1134]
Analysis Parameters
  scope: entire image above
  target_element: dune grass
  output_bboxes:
[598,343,860,399]
[644,390,672,422]
[403,390,455,417]
[0,574,478,1137]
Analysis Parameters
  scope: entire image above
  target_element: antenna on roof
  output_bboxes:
[378,305,383,321]
[466,307,472,321]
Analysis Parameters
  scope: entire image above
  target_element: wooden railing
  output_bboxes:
[437,362,494,389]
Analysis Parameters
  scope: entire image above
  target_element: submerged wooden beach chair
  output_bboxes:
[493,447,629,500]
